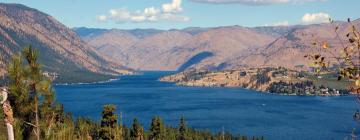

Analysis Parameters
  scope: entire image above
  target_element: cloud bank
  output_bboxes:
[97,0,190,23]
[189,0,324,5]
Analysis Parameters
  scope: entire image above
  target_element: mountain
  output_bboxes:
[76,20,360,71]
[75,26,280,71]
[225,20,360,69]
[252,25,301,37]
[74,27,163,40]
[0,3,130,83]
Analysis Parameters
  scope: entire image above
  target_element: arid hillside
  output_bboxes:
[77,19,360,71]
[0,3,131,82]
[76,26,280,71]
[226,19,360,69]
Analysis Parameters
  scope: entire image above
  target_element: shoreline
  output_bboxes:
[54,77,120,86]
[159,68,351,97]
[168,82,350,97]
[55,71,351,97]
[54,71,144,86]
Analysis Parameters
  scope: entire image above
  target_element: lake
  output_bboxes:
[55,71,358,140]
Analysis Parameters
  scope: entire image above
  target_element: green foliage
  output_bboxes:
[131,118,144,140]
[100,104,119,140]
[267,80,349,95]
[7,54,32,118]
[149,116,165,140]
[101,104,117,128]
[178,116,188,140]
[6,46,57,139]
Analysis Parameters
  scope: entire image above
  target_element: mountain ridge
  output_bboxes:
[75,19,360,71]
[0,3,131,83]
[74,25,288,71]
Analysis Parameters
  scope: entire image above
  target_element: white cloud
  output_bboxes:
[301,12,331,24]
[97,0,189,23]
[189,0,324,5]
[96,15,108,22]
[162,0,183,13]
[108,9,131,23]
[144,7,160,16]
[263,13,330,26]
[109,9,120,17]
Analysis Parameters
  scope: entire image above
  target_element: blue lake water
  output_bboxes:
[55,71,359,140]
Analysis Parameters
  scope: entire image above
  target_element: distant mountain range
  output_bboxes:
[75,20,360,71]
[1,3,359,83]
[74,26,279,71]
[0,3,130,83]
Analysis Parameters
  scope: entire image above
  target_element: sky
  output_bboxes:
[2,0,360,29]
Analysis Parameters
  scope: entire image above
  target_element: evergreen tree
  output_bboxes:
[130,118,144,140]
[8,53,32,138]
[99,104,118,140]
[178,116,187,140]
[149,116,164,140]
[8,46,56,139]
[101,104,117,128]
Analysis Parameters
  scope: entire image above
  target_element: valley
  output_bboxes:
[0,3,359,84]
[0,1,359,140]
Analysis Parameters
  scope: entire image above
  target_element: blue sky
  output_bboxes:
[2,0,359,29]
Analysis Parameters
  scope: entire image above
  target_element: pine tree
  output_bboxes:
[130,118,144,140]
[101,104,117,128]
[8,46,56,139]
[178,116,187,140]
[149,116,164,140]
[99,104,118,140]
[8,53,33,138]
[22,46,41,140]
